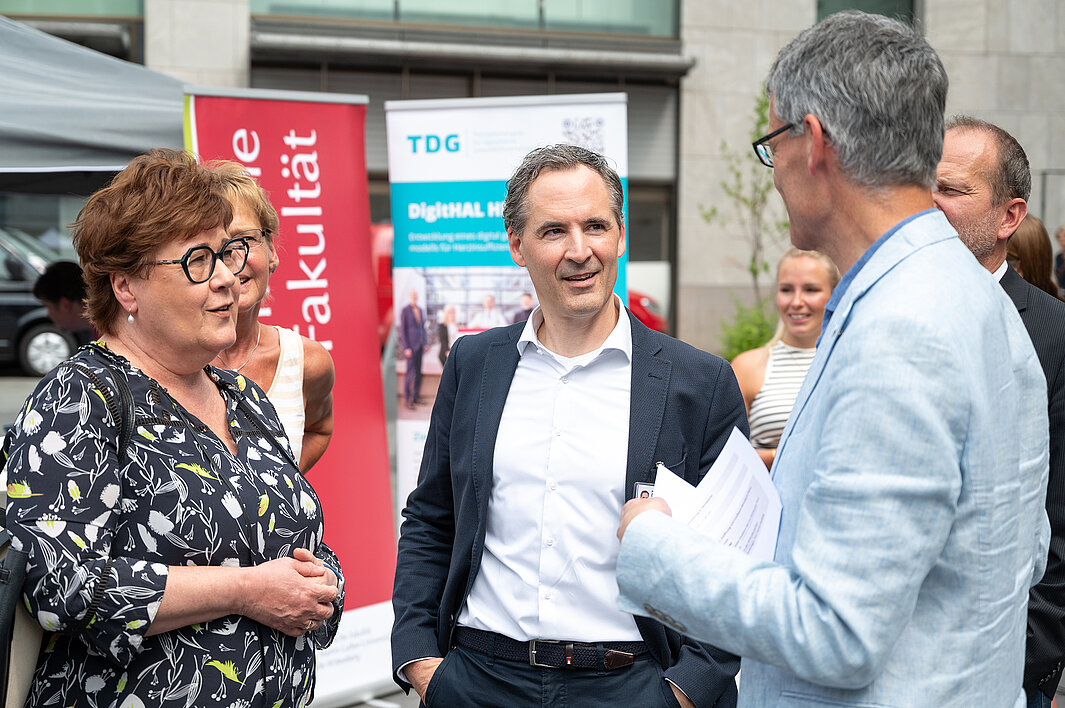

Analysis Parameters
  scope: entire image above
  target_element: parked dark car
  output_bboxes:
[0,227,75,376]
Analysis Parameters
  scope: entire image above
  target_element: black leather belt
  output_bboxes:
[455,627,648,671]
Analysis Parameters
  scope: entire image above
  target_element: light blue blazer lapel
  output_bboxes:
[626,317,671,500]
[472,331,522,520]
[775,210,959,465]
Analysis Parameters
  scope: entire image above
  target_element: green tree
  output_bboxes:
[701,88,790,360]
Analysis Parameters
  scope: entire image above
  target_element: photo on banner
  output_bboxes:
[185,86,396,706]
[394,265,536,423]
[385,93,629,515]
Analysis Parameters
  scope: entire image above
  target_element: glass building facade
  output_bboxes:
[249,0,677,37]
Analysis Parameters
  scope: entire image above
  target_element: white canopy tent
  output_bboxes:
[0,15,183,194]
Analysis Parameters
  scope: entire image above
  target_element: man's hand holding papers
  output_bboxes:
[617,427,782,562]
[618,496,671,540]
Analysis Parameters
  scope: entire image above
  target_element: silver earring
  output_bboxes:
[127,310,134,324]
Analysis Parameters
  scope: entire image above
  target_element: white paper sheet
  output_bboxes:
[651,427,782,561]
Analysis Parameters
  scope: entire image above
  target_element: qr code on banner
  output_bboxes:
[561,117,606,154]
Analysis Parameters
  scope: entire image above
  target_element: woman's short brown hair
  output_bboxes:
[73,149,232,334]
[209,160,280,245]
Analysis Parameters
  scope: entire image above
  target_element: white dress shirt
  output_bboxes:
[457,301,642,641]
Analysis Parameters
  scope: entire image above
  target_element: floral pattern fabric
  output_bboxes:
[5,344,343,708]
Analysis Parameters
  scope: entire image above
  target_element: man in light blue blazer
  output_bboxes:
[616,11,1050,707]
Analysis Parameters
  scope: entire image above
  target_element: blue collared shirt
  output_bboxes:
[819,208,939,344]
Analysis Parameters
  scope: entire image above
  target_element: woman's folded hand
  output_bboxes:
[239,555,337,636]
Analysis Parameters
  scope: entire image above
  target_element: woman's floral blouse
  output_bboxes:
[5,344,343,708]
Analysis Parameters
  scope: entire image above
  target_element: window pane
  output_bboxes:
[628,185,671,262]
[398,0,538,28]
[544,0,676,37]
[251,0,393,20]
[0,193,80,260]
[251,0,677,35]
[817,0,913,22]
[1,0,142,15]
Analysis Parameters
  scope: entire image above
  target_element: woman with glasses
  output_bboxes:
[4,149,343,708]
[209,162,336,473]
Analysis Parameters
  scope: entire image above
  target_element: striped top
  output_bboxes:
[268,325,306,465]
[748,341,817,449]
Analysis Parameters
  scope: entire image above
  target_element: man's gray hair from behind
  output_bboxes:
[502,144,625,236]
[766,10,948,190]
[945,115,1031,204]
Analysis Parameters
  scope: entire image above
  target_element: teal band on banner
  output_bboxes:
[391,178,629,276]
[391,180,509,267]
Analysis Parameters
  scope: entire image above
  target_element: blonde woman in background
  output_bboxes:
[211,162,336,473]
[732,248,840,469]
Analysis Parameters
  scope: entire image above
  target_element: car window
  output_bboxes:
[0,227,51,284]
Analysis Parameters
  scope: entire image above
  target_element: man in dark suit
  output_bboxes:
[511,292,535,323]
[398,288,427,409]
[935,116,1065,708]
[392,144,747,707]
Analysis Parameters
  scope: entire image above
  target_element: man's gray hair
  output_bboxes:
[946,115,1031,204]
[503,144,624,235]
[766,11,948,189]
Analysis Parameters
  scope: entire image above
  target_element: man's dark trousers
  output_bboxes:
[419,645,682,708]
[404,347,423,406]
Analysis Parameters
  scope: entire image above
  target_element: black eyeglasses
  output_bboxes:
[232,228,271,246]
[153,237,250,284]
[752,123,795,168]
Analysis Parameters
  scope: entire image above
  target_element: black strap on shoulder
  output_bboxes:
[0,528,29,705]
[57,355,135,463]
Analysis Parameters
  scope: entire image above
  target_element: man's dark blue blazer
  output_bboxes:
[391,312,748,707]
[1002,266,1065,698]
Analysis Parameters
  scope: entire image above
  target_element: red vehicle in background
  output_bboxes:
[627,288,668,333]
[370,224,668,348]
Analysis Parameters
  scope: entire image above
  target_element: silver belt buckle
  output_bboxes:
[528,639,568,668]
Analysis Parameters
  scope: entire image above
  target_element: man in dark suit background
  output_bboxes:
[512,291,535,323]
[935,116,1065,708]
[391,144,747,707]
[33,260,96,345]
[398,288,427,409]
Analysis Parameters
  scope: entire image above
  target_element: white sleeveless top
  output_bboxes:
[748,341,817,449]
[268,326,306,465]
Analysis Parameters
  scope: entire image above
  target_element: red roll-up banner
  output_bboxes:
[185,87,396,704]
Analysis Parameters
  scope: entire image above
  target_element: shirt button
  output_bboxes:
[546,537,555,546]
[561,376,568,384]
[545,592,553,600]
